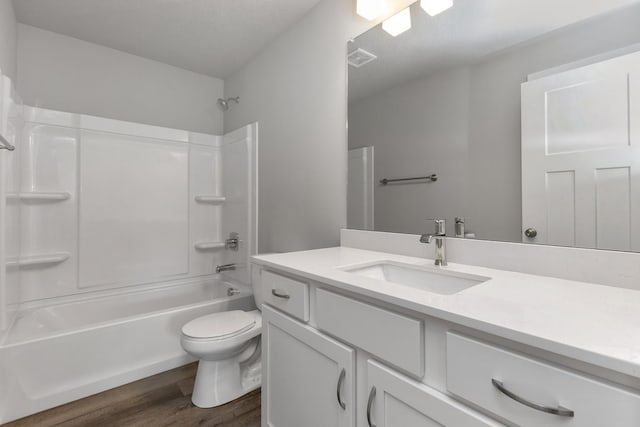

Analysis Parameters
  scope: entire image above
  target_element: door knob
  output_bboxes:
[524,228,538,238]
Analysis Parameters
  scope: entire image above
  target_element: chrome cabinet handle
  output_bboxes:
[492,379,574,417]
[524,228,538,238]
[271,289,290,300]
[336,368,346,410]
[366,387,377,427]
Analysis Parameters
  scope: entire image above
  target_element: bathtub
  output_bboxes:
[0,279,255,424]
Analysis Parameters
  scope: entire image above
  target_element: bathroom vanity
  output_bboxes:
[252,243,640,427]
[324,3,640,424]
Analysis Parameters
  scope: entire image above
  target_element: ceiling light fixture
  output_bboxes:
[420,0,453,16]
[382,7,411,37]
[356,0,383,21]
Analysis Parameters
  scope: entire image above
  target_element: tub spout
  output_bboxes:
[216,263,236,274]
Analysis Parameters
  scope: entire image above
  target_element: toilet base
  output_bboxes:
[191,343,262,408]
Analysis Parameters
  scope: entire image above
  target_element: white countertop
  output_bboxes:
[252,246,640,379]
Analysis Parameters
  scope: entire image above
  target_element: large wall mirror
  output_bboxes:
[347,0,640,252]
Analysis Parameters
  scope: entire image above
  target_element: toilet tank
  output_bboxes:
[251,265,263,309]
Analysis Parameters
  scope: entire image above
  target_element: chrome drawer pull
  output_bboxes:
[492,379,574,417]
[367,387,377,427]
[336,368,346,410]
[271,289,290,300]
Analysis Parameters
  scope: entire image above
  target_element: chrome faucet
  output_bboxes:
[216,263,236,273]
[420,219,447,266]
[454,217,466,238]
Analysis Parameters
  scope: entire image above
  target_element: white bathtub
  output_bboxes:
[0,279,255,424]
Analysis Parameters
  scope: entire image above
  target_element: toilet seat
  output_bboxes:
[182,310,256,340]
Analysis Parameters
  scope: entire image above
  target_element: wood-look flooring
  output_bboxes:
[4,363,261,427]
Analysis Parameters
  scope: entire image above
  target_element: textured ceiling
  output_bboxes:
[349,0,640,102]
[13,0,323,79]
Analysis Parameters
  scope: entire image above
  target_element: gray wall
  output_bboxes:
[224,0,406,253]
[349,5,640,242]
[17,24,225,134]
[349,67,470,236]
[0,0,17,81]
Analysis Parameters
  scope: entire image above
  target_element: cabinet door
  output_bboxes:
[262,305,355,427]
[366,360,502,427]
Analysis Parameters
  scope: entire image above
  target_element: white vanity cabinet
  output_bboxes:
[446,333,640,427]
[256,264,640,427]
[366,360,502,427]
[262,305,356,427]
[262,270,310,322]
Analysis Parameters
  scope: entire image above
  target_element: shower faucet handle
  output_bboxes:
[225,232,240,251]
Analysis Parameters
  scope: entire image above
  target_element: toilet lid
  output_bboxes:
[182,310,256,339]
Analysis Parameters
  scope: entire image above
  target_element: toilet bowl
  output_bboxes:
[181,309,262,408]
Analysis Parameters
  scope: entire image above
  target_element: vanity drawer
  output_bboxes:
[446,333,640,427]
[262,270,309,322]
[316,288,424,376]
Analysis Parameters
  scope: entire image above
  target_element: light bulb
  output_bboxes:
[356,0,383,21]
[382,8,411,37]
[420,0,453,16]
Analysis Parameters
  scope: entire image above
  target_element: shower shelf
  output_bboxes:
[194,242,226,250]
[6,252,71,268]
[7,192,71,201]
[194,195,226,204]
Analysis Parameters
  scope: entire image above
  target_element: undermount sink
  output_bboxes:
[342,261,490,295]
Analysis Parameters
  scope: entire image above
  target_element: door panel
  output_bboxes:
[546,171,576,247]
[544,75,629,154]
[595,167,631,250]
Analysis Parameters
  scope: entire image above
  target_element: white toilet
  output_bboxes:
[181,282,263,408]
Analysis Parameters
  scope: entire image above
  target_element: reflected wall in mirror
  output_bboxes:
[347,0,640,252]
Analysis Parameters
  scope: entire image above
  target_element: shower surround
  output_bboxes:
[0,96,258,423]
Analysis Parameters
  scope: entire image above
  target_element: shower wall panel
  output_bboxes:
[189,136,223,276]
[78,131,189,289]
[0,75,22,332]
[16,107,227,302]
[18,123,78,302]
[220,124,258,286]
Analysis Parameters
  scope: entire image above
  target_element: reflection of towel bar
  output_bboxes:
[194,195,226,203]
[380,174,437,185]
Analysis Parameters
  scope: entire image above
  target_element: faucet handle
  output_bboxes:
[427,218,446,234]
